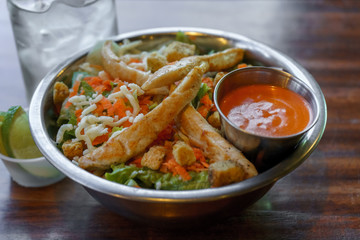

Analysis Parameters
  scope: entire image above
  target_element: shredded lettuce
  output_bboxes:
[71,71,90,85]
[56,105,76,126]
[80,80,96,97]
[175,31,194,45]
[61,129,76,143]
[148,103,158,110]
[105,164,210,190]
[112,126,123,133]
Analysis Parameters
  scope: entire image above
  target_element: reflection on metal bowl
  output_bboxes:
[29,27,327,227]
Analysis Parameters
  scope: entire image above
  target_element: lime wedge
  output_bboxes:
[1,106,43,159]
[0,111,7,155]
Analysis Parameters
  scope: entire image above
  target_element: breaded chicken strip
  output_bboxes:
[141,48,244,90]
[77,62,209,170]
[141,56,201,90]
[101,40,150,86]
[200,48,244,72]
[176,105,258,184]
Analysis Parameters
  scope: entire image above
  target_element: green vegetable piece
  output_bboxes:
[56,105,76,126]
[176,31,193,45]
[192,82,211,109]
[71,71,90,85]
[105,163,210,190]
[1,106,42,158]
[62,129,76,143]
[125,179,140,188]
[0,111,7,155]
[112,126,123,133]
[148,103,158,111]
[80,80,96,97]
[105,164,138,185]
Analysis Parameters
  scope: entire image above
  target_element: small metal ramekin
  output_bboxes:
[214,67,320,171]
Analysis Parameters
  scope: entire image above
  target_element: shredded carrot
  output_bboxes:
[113,98,127,118]
[210,105,217,112]
[84,76,102,86]
[99,97,114,116]
[138,95,151,115]
[138,95,152,105]
[237,63,248,69]
[92,134,108,146]
[139,104,149,115]
[186,162,207,172]
[153,123,174,145]
[201,77,214,88]
[103,80,112,91]
[192,147,209,168]
[162,158,191,181]
[84,76,112,93]
[113,78,125,85]
[65,80,81,108]
[193,147,204,160]
[89,64,104,71]
[128,157,142,168]
[197,105,210,118]
[70,80,81,97]
[200,161,209,168]
[197,94,213,118]
[164,141,172,149]
[200,94,212,106]
[92,128,112,146]
[122,120,132,128]
[95,80,112,93]
[94,100,105,116]
[75,109,83,123]
[128,58,142,64]
[112,84,122,93]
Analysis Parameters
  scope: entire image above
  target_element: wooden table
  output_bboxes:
[1,1,360,239]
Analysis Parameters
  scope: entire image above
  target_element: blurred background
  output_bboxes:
[1,0,338,110]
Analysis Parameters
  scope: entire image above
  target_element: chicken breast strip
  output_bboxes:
[141,48,244,90]
[176,105,258,180]
[101,40,150,86]
[200,48,244,72]
[77,62,209,170]
[141,56,201,90]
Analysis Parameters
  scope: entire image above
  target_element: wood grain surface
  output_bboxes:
[0,1,359,239]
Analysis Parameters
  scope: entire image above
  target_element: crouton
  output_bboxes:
[214,72,226,86]
[163,41,196,62]
[141,145,167,170]
[146,52,167,72]
[207,111,221,129]
[172,141,196,166]
[62,140,84,160]
[53,82,69,105]
[208,160,246,187]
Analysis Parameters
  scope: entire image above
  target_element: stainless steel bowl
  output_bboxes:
[214,67,321,172]
[29,27,327,227]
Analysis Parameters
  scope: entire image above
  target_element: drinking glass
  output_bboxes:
[7,0,118,102]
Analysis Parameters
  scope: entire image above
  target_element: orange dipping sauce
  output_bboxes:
[219,84,312,137]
